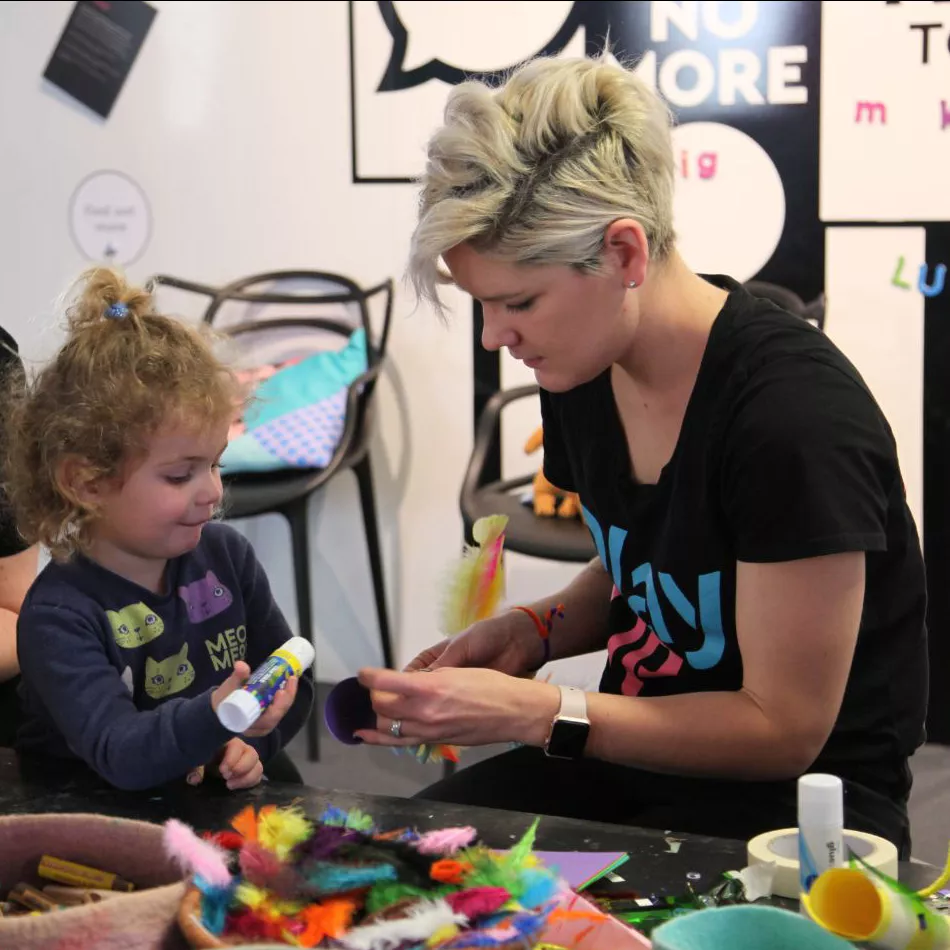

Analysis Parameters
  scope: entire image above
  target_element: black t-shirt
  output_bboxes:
[0,325,27,747]
[540,276,928,806]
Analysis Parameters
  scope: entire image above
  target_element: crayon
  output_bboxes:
[9,883,58,912]
[38,855,134,892]
[40,885,98,905]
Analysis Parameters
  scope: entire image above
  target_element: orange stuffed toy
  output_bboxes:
[524,425,581,519]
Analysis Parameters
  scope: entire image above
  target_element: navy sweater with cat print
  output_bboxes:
[15,523,314,790]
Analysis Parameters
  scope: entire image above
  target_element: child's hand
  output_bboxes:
[185,738,264,790]
[216,738,264,789]
[211,661,299,738]
[187,738,264,790]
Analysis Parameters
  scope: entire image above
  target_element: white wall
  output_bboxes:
[0,0,473,681]
[0,1,932,687]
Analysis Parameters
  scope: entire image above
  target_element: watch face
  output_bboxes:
[548,717,590,759]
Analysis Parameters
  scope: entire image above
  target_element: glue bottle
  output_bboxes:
[216,636,315,732]
[798,773,845,898]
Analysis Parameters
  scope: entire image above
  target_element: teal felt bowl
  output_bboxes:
[651,905,854,950]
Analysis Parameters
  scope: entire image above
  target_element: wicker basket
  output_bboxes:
[177,886,290,948]
[0,812,187,950]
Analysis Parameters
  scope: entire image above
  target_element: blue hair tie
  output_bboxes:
[105,302,128,319]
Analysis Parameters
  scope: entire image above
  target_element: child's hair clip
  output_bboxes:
[105,302,129,319]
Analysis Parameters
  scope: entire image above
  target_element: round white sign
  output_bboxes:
[671,122,786,283]
[69,170,151,266]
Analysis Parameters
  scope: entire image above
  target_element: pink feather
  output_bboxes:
[239,841,284,886]
[413,827,478,855]
[163,818,232,888]
[446,886,511,919]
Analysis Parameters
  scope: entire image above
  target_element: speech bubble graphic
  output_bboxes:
[379,0,581,90]
[397,0,575,72]
[671,121,785,282]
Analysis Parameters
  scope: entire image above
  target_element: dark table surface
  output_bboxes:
[0,749,934,899]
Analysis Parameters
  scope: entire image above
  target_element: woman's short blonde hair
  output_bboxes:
[408,52,676,316]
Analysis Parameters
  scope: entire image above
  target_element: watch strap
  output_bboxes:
[556,684,588,721]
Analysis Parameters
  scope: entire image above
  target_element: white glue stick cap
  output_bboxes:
[283,636,316,671]
[798,773,843,827]
[218,690,262,732]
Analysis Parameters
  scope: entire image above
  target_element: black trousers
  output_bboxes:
[415,746,912,860]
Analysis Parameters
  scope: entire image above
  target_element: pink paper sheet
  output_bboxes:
[539,888,653,949]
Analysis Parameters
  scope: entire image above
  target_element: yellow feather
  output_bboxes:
[258,806,313,860]
[440,515,509,635]
[235,882,269,909]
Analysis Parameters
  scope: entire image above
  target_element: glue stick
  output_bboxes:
[216,637,314,732]
[798,773,844,898]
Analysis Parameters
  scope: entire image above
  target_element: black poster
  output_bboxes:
[44,0,156,119]
[923,223,950,742]
[584,1,823,301]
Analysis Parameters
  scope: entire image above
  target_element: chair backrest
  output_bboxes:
[149,271,394,466]
[743,280,825,332]
[152,270,391,367]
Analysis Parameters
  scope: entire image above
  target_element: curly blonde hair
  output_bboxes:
[408,52,676,317]
[3,268,240,560]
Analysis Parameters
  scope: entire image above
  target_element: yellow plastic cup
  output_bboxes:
[804,867,950,950]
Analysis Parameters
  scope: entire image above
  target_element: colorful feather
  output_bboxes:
[414,827,478,856]
[366,880,454,915]
[446,887,511,919]
[339,897,467,950]
[163,818,232,888]
[319,805,375,832]
[517,867,560,910]
[432,904,555,949]
[304,860,398,895]
[258,804,313,859]
[299,824,361,860]
[192,805,566,949]
[402,514,510,767]
[441,515,509,635]
[295,896,358,946]
[238,840,307,900]
[230,804,260,843]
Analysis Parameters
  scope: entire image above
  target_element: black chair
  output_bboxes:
[150,270,395,762]
[744,280,826,331]
[460,383,596,563]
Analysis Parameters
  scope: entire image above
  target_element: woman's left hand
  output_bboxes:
[354,666,560,748]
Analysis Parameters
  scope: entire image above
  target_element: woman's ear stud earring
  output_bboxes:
[628,280,637,288]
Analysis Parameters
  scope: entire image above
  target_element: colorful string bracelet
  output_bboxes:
[512,603,565,669]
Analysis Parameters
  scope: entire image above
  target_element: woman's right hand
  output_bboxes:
[404,609,545,677]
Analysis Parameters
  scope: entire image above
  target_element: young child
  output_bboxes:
[3,268,313,791]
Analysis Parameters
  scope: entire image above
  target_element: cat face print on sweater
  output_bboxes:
[178,571,233,624]
[107,602,164,649]
[144,643,196,700]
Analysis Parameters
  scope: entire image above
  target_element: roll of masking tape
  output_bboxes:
[747,828,898,899]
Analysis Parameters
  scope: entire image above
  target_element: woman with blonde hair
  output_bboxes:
[358,54,927,856]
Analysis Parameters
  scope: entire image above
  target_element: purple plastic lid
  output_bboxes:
[324,676,377,744]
